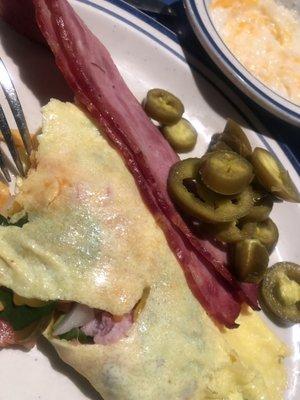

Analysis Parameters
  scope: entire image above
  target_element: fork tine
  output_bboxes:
[0,105,25,177]
[0,58,32,155]
[0,149,11,182]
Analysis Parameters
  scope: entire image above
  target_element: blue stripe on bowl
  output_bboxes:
[74,0,300,174]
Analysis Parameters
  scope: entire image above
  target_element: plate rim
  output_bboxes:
[0,0,298,398]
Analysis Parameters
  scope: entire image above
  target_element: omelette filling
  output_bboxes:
[0,291,138,347]
[0,286,56,348]
[0,264,148,347]
[52,302,134,345]
[52,288,150,345]
[0,287,152,347]
[51,287,150,344]
[0,278,150,346]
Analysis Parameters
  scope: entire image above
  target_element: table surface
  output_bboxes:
[126,0,300,175]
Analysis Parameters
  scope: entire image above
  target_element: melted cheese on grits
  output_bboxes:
[211,0,300,105]
[0,100,287,399]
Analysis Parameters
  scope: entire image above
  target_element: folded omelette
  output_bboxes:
[0,100,287,400]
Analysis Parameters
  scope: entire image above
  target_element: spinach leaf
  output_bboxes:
[59,328,93,344]
[0,214,28,227]
[0,288,56,331]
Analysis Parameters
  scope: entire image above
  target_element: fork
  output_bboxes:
[0,57,32,182]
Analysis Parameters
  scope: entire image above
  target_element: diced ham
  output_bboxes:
[82,311,133,345]
[0,319,16,348]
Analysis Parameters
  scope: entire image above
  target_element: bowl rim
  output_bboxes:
[184,0,300,127]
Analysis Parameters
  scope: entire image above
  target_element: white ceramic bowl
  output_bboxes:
[184,0,300,127]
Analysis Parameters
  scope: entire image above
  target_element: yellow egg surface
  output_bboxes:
[222,307,288,400]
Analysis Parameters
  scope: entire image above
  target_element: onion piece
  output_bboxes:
[53,303,94,336]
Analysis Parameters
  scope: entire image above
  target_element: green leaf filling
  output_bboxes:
[59,328,93,344]
[0,214,28,227]
[0,288,56,331]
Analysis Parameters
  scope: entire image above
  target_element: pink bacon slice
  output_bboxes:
[31,0,255,326]
[0,0,45,44]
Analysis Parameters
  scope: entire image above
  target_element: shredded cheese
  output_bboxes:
[211,0,300,105]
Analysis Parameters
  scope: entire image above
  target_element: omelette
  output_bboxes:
[0,100,287,399]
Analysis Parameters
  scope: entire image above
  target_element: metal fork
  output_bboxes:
[0,57,32,182]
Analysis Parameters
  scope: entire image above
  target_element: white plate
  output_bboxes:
[184,0,300,127]
[0,0,299,399]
